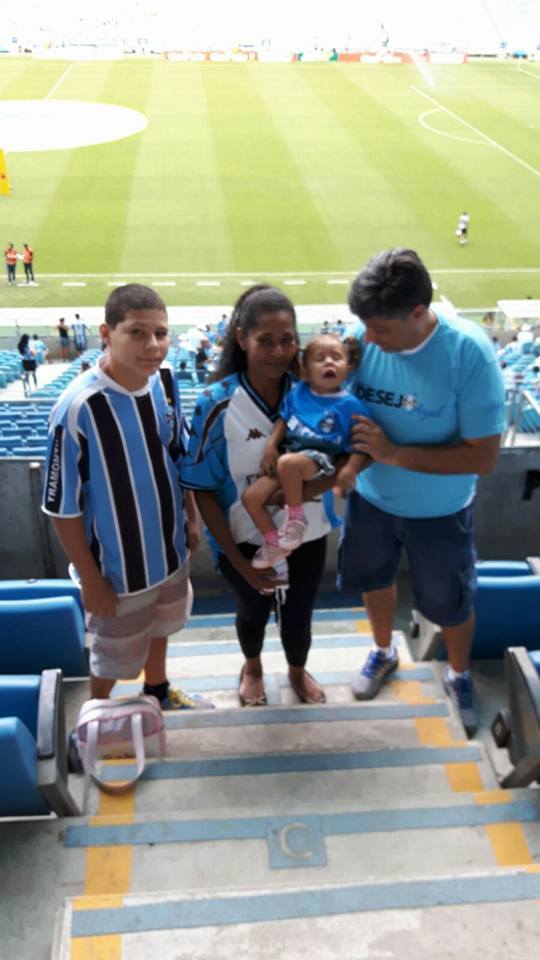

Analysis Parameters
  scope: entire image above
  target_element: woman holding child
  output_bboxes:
[181,286,365,707]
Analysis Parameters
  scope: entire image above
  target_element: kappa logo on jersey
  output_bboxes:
[246,428,264,440]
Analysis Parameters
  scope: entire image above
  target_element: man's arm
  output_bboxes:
[350,416,501,475]
[51,516,117,616]
[183,489,200,553]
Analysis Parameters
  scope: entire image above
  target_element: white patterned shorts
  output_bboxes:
[86,561,193,680]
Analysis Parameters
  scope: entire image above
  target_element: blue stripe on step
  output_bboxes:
[100,745,482,782]
[161,701,449,730]
[167,634,373,658]
[71,871,540,936]
[185,609,367,629]
[114,667,434,697]
[65,799,540,849]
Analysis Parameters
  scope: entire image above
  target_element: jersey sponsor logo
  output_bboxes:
[357,384,445,420]
[46,427,63,509]
[246,428,264,440]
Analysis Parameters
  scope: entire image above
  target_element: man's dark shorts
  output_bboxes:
[338,492,477,627]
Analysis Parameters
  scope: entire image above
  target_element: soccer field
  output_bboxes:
[1,57,540,310]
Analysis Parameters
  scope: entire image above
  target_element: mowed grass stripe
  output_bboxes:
[201,64,340,273]
[120,62,235,274]
[32,62,156,275]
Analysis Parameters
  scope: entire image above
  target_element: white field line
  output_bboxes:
[44,63,74,100]
[517,64,540,82]
[32,268,540,279]
[418,108,483,146]
[412,85,540,180]
[410,50,435,89]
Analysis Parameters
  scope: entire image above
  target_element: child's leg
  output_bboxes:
[277,452,319,508]
[89,674,116,699]
[242,475,282,535]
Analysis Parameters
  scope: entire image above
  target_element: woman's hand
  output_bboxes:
[261,444,279,477]
[81,573,117,618]
[237,558,287,595]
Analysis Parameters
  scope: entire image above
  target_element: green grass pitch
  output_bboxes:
[1,58,540,310]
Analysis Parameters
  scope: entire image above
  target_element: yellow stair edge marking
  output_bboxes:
[355,620,372,635]
[392,679,435,705]
[485,823,534,867]
[445,762,485,792]
[73,896,124,911]
[71,934,122,958]
[474,790,513,805]
[415,717,465,747]
[84,789,135,896]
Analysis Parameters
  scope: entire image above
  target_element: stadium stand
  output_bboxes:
[0,595,88,676]
[0,669,80,816]
[492,646,540,787]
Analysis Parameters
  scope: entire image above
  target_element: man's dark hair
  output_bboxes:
[105,284,167,328]
[348,249,432,321]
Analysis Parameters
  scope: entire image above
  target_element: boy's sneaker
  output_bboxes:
[252,541,290,569]
[443,667,477,736]
[160,688,215,711]
[351,647,399,700]
[278,518,307,552]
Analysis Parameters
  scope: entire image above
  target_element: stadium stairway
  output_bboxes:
[4,605,540,959]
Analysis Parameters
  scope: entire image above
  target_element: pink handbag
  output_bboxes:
[76,695,165,797]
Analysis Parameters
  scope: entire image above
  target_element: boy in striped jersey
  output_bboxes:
[42,284,213,711]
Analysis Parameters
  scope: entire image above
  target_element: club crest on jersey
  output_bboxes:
[319,415,336,434]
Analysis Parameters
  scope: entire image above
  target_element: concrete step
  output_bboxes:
[55,867,540,960]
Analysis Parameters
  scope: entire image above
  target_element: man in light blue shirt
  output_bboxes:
[340,249,505,734]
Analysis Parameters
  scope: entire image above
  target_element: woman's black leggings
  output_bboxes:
[218,537,327,668]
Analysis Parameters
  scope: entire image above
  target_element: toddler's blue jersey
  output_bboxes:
[280,381,369,458]
[347,310,506,517]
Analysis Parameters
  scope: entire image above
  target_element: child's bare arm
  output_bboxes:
[183,489,201,553]
[261,418,287,475]
[51,516,117,617]
[334,452,370,497]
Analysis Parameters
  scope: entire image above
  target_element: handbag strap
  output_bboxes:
[83,713,146,797]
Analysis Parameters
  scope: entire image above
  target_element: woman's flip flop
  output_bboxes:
[238,664,268,707]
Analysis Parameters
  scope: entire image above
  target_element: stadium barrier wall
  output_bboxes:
[0,448,539,586]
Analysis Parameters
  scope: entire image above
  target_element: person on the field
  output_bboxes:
[456,212,469,246]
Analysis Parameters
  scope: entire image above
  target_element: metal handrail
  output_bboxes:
[506,388,540,447]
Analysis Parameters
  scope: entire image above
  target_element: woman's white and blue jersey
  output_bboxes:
[180,372,333,548]
[281,381,369,458]
[42,358,189,596]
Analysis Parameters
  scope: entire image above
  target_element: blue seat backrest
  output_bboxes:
[473,576,540,658]
[0,718,49,816]
[0,675,41,736]
[530,651,540,678]
[0,580,84,617]
[0,596,88,676]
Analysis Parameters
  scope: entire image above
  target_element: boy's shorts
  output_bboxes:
[284,447,335,479]
[338,492,477,627]
[86,561,193,680]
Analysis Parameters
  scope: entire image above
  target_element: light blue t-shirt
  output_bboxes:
[280,381,369,458]
[348,310,506,518]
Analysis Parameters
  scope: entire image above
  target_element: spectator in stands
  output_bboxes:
[57,318,70,361]
[42,283,212,717]
[79,361,91,373]
[216,312,229,343]
[341,249,506,735]
[320,320,330,334]
[72,314,89,355]
[332,319,346,338]
[181,285,332,707]
[177,359,193,381]
[195,344,208,370]
[17,333,38,393]
[4,243,18,285]
[22,244,35,284]
[32,333,50,364]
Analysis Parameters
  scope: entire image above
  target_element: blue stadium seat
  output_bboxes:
[491,647,540,788]
[415,558,540,660]
[0,579,84,616]
[0,596,88,676]
[0,670,80,816]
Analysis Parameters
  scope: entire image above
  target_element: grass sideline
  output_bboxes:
[1,59,540,309]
